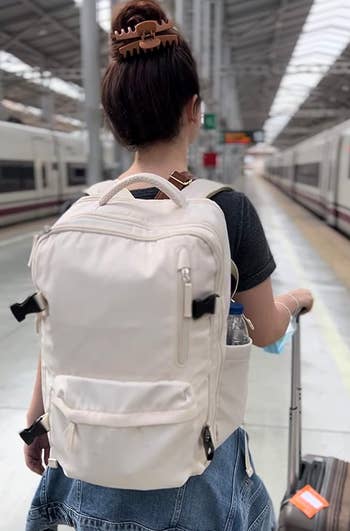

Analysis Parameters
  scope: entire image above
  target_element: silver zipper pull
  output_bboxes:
[181,267,192,318]
[178,248,192,318]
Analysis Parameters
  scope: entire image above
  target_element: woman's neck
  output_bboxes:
[119,137,189,188]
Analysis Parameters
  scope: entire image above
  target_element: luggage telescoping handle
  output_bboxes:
[99,173,187,208]
[287,312,303,496]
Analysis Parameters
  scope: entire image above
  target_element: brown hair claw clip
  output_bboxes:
[113,20,179,58]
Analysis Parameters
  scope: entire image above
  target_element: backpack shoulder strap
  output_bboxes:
[155,172,233,200]
[183,177,239,298]
[181,178,232,199]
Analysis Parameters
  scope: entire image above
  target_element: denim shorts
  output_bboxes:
[26,428,276,531]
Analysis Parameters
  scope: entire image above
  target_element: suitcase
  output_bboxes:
[278,315,350,530]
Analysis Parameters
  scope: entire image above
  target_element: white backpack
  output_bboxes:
[28,173,252,489]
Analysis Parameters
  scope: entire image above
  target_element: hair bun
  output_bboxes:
[112,0,167,33]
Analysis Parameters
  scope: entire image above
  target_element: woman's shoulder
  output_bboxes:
[209,188,251,237]
[210,188,246,212]
[209,187,276,291]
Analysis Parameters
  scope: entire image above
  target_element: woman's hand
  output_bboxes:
[236,279,314,347]
[289,288,314,314]
[24,433,50,475]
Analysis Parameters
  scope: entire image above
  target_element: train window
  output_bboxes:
[42,163,47,188]
[295,163,320,187]
[67,163,87,186]
[273,166,287,178]
[0,160,35,193]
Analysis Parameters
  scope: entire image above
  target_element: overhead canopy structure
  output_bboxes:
[275,43,350,148]
[0,0,107,82]
[0,69,80,117]
[0,0,107,129]
[167,0,313,131]
[0,0,313,135]
[225,0,313,130]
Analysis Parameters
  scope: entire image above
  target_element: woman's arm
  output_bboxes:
[235,278,313,347]
[26,354,44,425]
[24,354,50,475]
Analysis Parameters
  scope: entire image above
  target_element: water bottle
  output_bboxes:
[226,302,250,345]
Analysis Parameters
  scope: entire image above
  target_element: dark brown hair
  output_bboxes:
[101,0,201,149]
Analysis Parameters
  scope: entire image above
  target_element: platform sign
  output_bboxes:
[223,130,265,144]
[203,113,217,130]
[203,151,217,168]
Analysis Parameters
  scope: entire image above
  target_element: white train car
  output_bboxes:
[0,122,116,226]
[266,120,350,237]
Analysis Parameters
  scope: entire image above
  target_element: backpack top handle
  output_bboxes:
[99,173,187,208]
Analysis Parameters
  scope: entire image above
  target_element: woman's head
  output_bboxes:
[101,0,201,150]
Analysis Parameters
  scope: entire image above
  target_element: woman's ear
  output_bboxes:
[185,95,201,124]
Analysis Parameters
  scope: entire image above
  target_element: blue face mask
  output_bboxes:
[264,318,296,354]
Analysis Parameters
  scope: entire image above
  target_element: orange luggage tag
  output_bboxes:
[289,485,329,519]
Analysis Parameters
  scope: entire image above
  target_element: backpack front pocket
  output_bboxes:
[215,340,252,445]
[49,375,207,489]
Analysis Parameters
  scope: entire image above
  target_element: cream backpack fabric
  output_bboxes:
[29,173,252,489]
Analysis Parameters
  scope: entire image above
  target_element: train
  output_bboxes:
[3,118,350,235]
[265,119,350,238]
[0,121,118,226]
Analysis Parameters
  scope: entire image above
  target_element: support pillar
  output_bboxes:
[222,82,244,182]
[220,35,244,184]
[213,0,223,112]
[201,0,211,85]
[80,0,102,186]
[192,0,201,66]
[0,71,8,120]
[222,43,242,130]
[41,90,55,128]
[175,0,184,29]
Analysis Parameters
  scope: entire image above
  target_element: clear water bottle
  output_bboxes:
[226,302,250,345]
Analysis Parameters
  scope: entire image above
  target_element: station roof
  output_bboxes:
[274,42,350,148]
[0,0,313,135]
[0,0,107,83]
[1,69,80,117]
[225,0,313,131]
[0,0,108,129]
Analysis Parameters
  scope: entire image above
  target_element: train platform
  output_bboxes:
[1,176,350,530]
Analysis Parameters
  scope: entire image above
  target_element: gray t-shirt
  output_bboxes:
[131,187,276,293]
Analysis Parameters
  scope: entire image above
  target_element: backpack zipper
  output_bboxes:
[177,248,192,366]
[31,216,226,451]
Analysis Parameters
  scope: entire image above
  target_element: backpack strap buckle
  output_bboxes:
[19,413,50,445]
[10,292,47,322]
[192,294,218,320]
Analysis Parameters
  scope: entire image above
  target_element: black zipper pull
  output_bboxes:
[202,425,215,461]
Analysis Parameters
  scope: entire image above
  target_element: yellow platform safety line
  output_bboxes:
[279,230,350,396]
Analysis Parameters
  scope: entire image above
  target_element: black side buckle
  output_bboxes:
[10,292,46,323]
[192,294,218,320]
[202,425,215,461]
[19,414,49,445]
